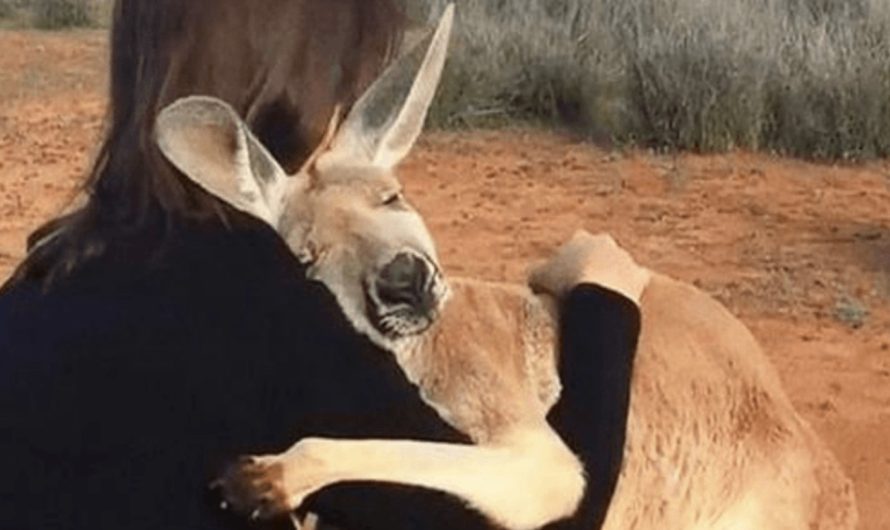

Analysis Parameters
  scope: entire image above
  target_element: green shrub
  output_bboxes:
[32,0,93,29]
[411,0,890,160]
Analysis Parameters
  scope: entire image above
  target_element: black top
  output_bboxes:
[0,221,640,530]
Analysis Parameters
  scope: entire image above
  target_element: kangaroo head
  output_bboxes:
[154,5,455,349]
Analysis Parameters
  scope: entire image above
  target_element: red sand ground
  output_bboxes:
[1,31,888,529]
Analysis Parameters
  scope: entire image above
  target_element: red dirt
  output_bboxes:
[1,30,888,529]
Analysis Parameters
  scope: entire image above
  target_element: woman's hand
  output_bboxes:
[528,231,650,305]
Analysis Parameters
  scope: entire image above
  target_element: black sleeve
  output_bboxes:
[306,283,642,530]
[544,284,642,530]
[305,483,495,530]
[256,316,498,530]
[0,237,497,530]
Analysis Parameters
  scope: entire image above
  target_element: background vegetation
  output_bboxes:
[2,0,888,160]
[0,0,103,29]
[32,0,92,29]
[410,0,890,160]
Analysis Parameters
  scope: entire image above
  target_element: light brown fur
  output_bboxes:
[394,279,559,443]
[219,269,857,530]
[387,273,858,529]
[606,274,856,529]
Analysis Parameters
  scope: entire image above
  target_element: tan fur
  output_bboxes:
[221,277,589,530]
[396,279,559,443]
[229,271,856,530]
[603,274,857,529]
[394,274,858,529]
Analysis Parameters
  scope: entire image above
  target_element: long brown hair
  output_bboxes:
[18,0,405,283]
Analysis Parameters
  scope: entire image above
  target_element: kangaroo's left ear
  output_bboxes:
[155,95,291,227]
[316,3,455,172]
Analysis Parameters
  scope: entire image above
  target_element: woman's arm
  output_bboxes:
[529,231,647,530]
[0,241,495,530]
[545,284,641,530]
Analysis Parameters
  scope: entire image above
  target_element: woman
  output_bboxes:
[0,1,641,529]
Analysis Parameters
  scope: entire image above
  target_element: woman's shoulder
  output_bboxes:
[0,222,370,447]
[0,222,348,354]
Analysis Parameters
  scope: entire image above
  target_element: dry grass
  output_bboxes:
[4,0,888,159]
[412,0,890,160]
[0,0,109,29]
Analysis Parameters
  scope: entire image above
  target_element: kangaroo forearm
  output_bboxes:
[285,433,585,530]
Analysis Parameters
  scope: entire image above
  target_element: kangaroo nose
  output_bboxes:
[375,253,434,312]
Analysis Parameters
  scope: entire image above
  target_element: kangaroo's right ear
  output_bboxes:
[155,96,290,227]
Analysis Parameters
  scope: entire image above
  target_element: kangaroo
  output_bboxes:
[155,6,857,529]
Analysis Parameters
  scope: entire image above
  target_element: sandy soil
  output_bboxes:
[1,30,888,529]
